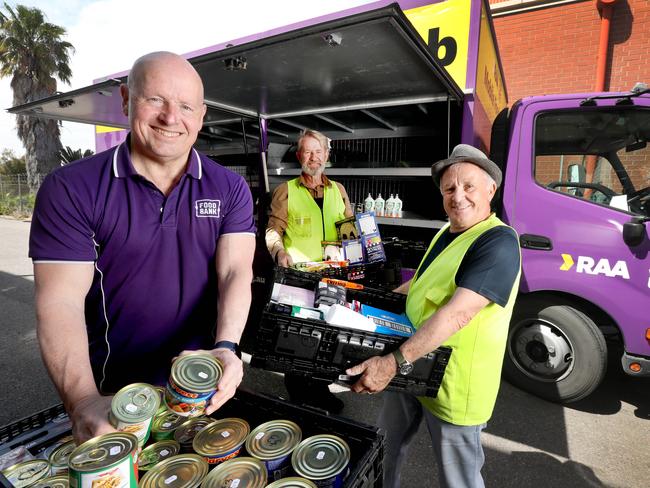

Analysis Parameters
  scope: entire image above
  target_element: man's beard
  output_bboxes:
[302,163,324,178]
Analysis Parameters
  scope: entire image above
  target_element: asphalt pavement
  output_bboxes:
[0,216,648,487]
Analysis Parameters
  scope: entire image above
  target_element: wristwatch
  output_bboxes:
[214,340,242,359]
[392,349,414,376]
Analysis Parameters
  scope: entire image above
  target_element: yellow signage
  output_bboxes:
[95,125,124,133]
[474,1,507,122]
[560,254,575,271]
[405,0,471,89]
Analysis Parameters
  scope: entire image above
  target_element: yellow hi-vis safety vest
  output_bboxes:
[284,177,347,263]
[405,213,521,425]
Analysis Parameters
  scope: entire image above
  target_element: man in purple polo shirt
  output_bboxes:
[29,51,256,443]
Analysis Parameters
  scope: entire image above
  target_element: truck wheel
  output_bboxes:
[503,296,607,403]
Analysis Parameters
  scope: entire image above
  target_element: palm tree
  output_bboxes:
[59,146,93,164]
[0,3,74,190]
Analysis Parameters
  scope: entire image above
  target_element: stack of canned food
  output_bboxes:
[1,353,352,488]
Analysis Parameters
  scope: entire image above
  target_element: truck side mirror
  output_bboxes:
[567,163,585,183]
[622,216,648,247]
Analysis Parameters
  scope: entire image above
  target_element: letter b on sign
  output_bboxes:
[428,27,457,66]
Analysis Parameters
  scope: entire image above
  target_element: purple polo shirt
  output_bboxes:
[30,136,255,393]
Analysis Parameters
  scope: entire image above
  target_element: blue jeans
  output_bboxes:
[378,391,486,488]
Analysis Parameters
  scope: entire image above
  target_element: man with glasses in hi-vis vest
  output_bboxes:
[266,129,353,414]
[347,144,522,488]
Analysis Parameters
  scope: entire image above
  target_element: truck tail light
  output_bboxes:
[629,362,642,373]
[646,328,650,341]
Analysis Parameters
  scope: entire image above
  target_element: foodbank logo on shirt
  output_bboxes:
[195,199,221,218]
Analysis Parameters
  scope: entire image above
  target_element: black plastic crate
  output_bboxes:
[0,404,70,456]
[0,388,383,488]
[251,268,451,397]
[221,388,384,488]
[382,238,429,269]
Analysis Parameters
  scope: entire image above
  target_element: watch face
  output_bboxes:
[400,363,414,376]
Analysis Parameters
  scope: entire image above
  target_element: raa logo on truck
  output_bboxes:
[560,253,630,279]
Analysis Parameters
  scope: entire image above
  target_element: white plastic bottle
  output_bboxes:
[385,194,395,218]
[364,193,375,213]
[374,193,385,217]
[394,194,403,218]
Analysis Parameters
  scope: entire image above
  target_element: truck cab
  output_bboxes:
[497,90,650,401]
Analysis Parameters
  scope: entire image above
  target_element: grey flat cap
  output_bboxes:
[431,144,502,188]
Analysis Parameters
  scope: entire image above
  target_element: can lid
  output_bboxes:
[265,477,318,488]
[2,460,51,488]
[170,353,222,393]
[68,432,138,472]
[173,417,216,445]
[151,410,186,433]
[201,457,267,488]
[192,418,249,456]
[111,383,160,423]
[30,475,69,488]
[138,440,181,471]
[139,454,208,488]
[48,439,76,467]
[245,419,302,460]
[291,435,350,481]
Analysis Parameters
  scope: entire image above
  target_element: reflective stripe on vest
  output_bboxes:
[406,213,521,425]
[284,177,346,263]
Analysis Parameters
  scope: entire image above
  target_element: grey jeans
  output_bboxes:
[378,390,486,488]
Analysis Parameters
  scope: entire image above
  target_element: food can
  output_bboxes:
[201,457,267,488]
[150,410,186,441]
[43,436,74,461]
[137,440,181,472]
[109,383,160,447]
[138,454,207,488]
[2,459,51,488]
[291,435,350,488]
[153,386,167,416]
[245,420,302,482]
[265,478,318,488]
[165,353,223,417]
[173,417,216,452]
[48,439,76,475]
[192,417,249,465]
[31,475,70,488]
[67,432,138,488]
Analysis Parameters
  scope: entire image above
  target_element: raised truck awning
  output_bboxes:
[8,4,462,152]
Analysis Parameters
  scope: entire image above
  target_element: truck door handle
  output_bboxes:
[520,234,553,250]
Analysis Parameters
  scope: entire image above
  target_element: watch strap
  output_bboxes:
[214,340,242,358]
[392,348,408,369]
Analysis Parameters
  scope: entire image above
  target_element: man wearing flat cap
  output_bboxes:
[347,144,521,487]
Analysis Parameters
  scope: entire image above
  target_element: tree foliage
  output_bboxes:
[0,3,74,190]
[0,148,25,174]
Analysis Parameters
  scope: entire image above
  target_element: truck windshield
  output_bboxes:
[534,108,650,217]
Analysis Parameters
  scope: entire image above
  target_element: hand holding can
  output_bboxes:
[165,352,223,417]
[69,393,116,444]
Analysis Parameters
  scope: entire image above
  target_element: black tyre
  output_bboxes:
[503,295,607,403]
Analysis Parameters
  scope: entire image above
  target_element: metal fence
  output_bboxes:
[0,174,41,217]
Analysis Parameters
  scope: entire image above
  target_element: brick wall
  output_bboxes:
[488,0,650,197]
[489,0,650,104]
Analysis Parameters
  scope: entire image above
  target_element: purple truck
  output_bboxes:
[10,0,649,403]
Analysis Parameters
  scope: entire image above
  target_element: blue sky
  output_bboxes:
[1,0,375,155]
